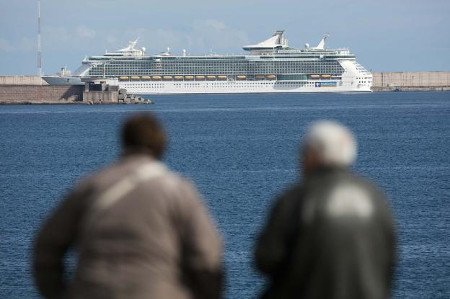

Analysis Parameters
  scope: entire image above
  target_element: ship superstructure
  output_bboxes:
[70,31,372,94]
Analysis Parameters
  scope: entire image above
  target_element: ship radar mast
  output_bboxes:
[37,0,42,76]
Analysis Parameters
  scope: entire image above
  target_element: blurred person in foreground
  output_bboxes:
[33,113,223,299]
[255,120,396,299]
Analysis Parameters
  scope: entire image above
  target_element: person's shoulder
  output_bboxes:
[81,161,121,184]
[348,172,385,194]
[281,183,303,199]
[67,159,128,196]
[271,183,304,211]
[339,171,391,211]
[153,169,208,214]
[154,166,197,192]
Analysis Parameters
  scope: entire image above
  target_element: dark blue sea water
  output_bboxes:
[0,92,449,298]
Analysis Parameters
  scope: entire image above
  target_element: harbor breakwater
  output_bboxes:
[372,72,450,91]
[0,76,83,104]
[0,76,136,104]
[0,84,83,104]
[0,72,449,104]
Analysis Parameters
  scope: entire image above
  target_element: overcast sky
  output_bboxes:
[0,0,449,75]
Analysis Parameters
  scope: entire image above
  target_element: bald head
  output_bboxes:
[302,121,357,174]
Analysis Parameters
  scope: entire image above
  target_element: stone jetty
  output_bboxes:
[0,76,151,104]
[0,72,449,104]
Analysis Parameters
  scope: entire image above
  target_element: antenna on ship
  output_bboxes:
[37,0,43,76]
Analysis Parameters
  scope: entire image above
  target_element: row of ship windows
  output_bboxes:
[127,85,319,90]
[94,63,343,69]
[100,61,342,66]
[102,63,342,67]
[91,68,344,76]
[94,66,343,74]
[125,83,326,88]
[128,83,275,87]
[91,63,343,73]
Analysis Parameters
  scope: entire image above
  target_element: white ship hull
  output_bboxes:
[73,31,374,95]
[117,80,372,95]
[42,76,83,86]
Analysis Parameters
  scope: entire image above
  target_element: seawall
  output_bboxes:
[0,77,149,104]
[0,76,85,104]
[0,85,84,104]
[0,75,48,86]
[372,72,450,91]
[0,72,449,104]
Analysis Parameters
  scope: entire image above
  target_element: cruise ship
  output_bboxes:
[59,31,372,94]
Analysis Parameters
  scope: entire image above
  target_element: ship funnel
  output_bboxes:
[242,30,289,52]
[314,34,329,50]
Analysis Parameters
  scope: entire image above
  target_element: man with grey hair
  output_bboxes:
[255,120,396,299]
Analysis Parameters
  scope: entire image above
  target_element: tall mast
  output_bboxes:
[37,0,42,76]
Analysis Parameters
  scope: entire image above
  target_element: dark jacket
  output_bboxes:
[33,154,223,299]
[255,167,396,299]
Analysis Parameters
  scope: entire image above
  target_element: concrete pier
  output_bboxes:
[0,75,48,86]
[83,82,119,104]
[0,75,83,104]
[0,85,84,104]
[372,72,450,91]
[0,76,149,104]
[82,82,151,104]
[0,72,449,104]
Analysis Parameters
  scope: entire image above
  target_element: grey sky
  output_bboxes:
[0,0,449,75]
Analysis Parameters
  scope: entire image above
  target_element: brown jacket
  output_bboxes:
[33,154,223,299]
